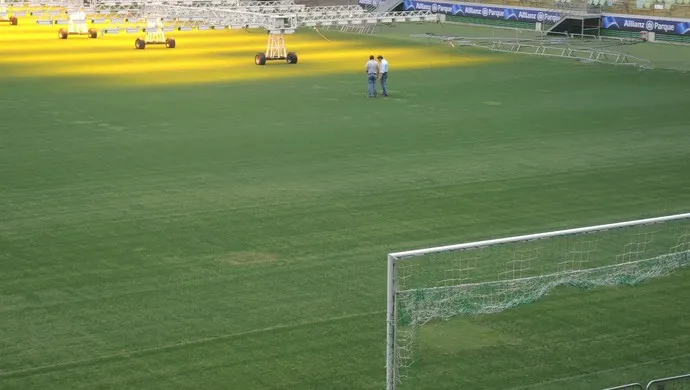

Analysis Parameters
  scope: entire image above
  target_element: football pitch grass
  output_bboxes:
[1,17,690,389]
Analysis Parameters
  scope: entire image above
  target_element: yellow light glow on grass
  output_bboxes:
[0,41,342,63]
[0,14,500,87]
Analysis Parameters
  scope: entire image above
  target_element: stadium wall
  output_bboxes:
[360,0,690,41]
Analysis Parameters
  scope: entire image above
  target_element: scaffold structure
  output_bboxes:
[7,0,438,63]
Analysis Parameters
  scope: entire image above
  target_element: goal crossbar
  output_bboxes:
[389,212,690,259]
[386,212,690,390]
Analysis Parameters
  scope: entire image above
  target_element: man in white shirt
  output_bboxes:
[365,55,379,98]
[377,55,389,97]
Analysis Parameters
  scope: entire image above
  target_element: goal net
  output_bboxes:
[385,213,690,390]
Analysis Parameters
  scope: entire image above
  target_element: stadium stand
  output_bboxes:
[295,0,357,7]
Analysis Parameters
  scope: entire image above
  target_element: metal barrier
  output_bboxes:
[604,374,690,390]
[646,374,690,390]
[602,383,644,390]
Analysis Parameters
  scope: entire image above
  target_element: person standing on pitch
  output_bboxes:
[366,55,379,98]
[377,55,389,97]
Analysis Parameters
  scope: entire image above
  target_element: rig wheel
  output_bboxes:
[255,52,266,65]
[135,38,146,49]
[88,28,98,38]
[166,37,176,48]
[286,52,298,64]
[10,16,18,25]
[58,28,68,39]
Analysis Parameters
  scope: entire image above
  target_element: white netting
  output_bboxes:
[389,216,690,387]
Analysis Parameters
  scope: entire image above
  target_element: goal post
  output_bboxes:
[385,212,690,390]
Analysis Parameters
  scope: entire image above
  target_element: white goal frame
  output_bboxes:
[385,212,690,390]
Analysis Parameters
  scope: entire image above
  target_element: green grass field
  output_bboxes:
[1,19,690,390]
